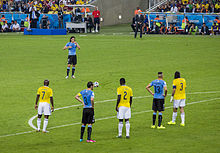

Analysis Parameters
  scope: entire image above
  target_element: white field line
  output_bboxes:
[0,92,219,138]
[28,90,220,130]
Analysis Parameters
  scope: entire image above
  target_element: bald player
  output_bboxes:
[35,80,54,133]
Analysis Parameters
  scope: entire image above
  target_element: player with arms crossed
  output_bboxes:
[75,81,96,143]
[146,72,167,129]
[63,36,80,79]
[116,78,133,138]
[168,71,186,126]
[35,80,54,133]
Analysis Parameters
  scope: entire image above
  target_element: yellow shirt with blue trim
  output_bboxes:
[37,86,53,104]
[173,78,186,100]
[117,85,133,108]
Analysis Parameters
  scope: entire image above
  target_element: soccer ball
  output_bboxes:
[94,81,99,87]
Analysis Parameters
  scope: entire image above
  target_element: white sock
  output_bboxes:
[118,122,123,136]
[43,118,49,132]
[181,113,185,124]
[37,118,41,130]
[172,112,177,122]
[126,121,130,137]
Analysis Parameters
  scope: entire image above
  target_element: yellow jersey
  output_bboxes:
[37,86,53,104]
[117,85,133,108]
[173,78,186,100]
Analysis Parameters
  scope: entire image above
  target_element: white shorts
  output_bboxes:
[173,99,186,108]
[38,102,51,115]
[117,106,131,119]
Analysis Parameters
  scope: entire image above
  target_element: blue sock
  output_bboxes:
[153,112,157,125]
[72,67,75,76]
[67,67,70,76]
[158,112,162,127]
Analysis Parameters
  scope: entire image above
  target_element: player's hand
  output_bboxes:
[152,93,154,96]
[163,94,166,97]
[69,46,72,48]
[170,96,173,103]
[51,106,54,112]
[115,107,118,112]
[35,104,38,110]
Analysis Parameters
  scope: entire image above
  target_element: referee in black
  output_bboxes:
[134,11,144,38]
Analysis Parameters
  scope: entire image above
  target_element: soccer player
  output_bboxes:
[146,72,167,129]
[75,81,96,143]
[168,71,186,126]
[63,36,80,79]
[35,80,54,133]
[116,78,133,138]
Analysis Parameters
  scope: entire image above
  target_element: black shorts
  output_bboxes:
[152,98,165,112]
[82,108,95,124]
[94,18,100,25]
[67,55,77,65]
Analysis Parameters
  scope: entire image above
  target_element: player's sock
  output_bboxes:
[181,113,185,124]
[72,67,75,76]
[67,67,70,76]
[153,112,157,125]
[172,112,177,123]
[158,112,163,127]
[80,125,86,139]
[125,120,130,137]
[87,125,92,140]
[43,118,48,132]
[37,118,41,130]
[118,121,123,136]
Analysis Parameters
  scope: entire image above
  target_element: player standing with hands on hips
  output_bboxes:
[168,71,186,126]
[75,82,96,143]
[63,36,80,79]
[146,72,167,129]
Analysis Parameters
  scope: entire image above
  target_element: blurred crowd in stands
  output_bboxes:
[0,0,102,32]
[156,0,220,13]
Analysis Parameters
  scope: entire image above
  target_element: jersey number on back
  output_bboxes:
[83,96,88,105]
[180,83,183,91]
[155,86,160,93]
[42,91,45,99]
[124,91,127,100]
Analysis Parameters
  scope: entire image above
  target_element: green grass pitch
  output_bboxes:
[0,25,220,153]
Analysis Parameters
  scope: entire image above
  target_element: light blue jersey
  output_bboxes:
[80,89,94,108]
[150,79,167,99]
[66,42,77,55]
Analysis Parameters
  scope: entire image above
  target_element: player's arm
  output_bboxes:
[130,97,133,107]
[75,93,85,106]
[50,97,54,112]
[63,44,72,50]
[75,42,80,50]
[116,95,121,112]
[170,87,176,102]
[163,85,167,97]
[35,94,40,110]
[91,97,94,108]
[146,84,154,96]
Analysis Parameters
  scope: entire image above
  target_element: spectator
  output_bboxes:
[160,24,167,34]
[151,21,159,34]
[211,22,219,35]
[92,7,100,32]
[134,7,142,15]
[1,21,8,32]
[9,21,14,32]
[170,4,178,13]
[189,23,198,35]
[30,6,39,28]
[200,23,209,35]
[40,15,50,29]
[191,5,196,13]
[42,4,49,13]
[134,10,144,38]
[209,4,215,13]
[58,7,64,28]
[13,20,21,32]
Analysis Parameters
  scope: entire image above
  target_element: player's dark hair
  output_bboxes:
[87,81,93,88]
[70,36,75,42]
[120,78,126,85]
[44,79,49,86]
[158,72,163,78]
[174,71,181,79]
